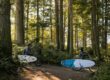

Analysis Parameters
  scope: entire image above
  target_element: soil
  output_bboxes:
[19,64,94,80]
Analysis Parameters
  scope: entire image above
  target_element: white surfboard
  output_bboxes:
[61,59,95,68]
[74,59,95,68]
[18,55,37,63]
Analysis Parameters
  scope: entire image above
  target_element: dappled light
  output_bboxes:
[19,65,92,80]
[0,0,110,80]
[21,70,61,80]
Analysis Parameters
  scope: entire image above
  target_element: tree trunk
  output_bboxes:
[59,0,64,50]
[42,0,45,45]
[26,0,30,43]
[75,26,78,50]
[0,0,15,70]
[36,0,40,43]
[63,11,66,50]
[0,0,12,57]
[15,0,25,45]
[55,0,60,49]
[101,0,108,52]
[50,0,53,43]
[91,0,101,60]
[83,27,87,49]
[67,0,73,54]
[42,28,44,45]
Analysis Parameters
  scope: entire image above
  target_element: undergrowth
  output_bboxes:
[90,62,110,80]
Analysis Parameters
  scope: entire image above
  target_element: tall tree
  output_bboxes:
[55,0,64,50]
[0,0,12,56]
[63,10,67,50]
[50,0,53,42]
[59,0,64,50]
[91,0,101,60]
[55,0,60,49]
[67,0,73,54]
[36,0,40,43]
[101,0,108,53]
[15,0,25,45]
[0,0,15,71]
[25,0,30,43]
[41,0,45,44]
[82,22,87,49]
[75,25,78,50]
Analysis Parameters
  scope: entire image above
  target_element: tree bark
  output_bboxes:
[67,0,73,54]
[0,0,12,57]
[83,27,87,49]
[36,0,40,43]
[0,1,15,71]
[55,0,60,49]
[26,0,30,43]
[50,0,53,43]
[59,0,64,50]
[101,0,108,51]
[91,0,101,60]
[63,11,66,50]
[15,0,25,45]
[75,26,78,50]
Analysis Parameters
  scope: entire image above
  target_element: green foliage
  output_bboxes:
[90,63,110,80]
[0,56,19,78]
[0,72,18,80]
[0,45,19,73]
[1,60,17,71]
[41,49,72,65]
[31,43,73,65]
[0,57,12,69]
[12,44,25,56]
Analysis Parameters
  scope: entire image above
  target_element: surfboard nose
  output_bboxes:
[61,59,75,68]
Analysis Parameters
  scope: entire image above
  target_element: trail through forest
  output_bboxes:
[19,64,94,80]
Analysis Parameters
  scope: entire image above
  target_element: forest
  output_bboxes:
[0,0,110,80]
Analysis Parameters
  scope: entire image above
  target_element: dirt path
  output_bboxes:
[19,64,93,80]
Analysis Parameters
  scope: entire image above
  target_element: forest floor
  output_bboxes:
[19,64,95,80]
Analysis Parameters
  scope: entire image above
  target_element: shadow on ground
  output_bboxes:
[19,64,95,80]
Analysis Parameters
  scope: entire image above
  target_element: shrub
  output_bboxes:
[40,49,73,65]
[31,43,73,65]
[90,62,110,80]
